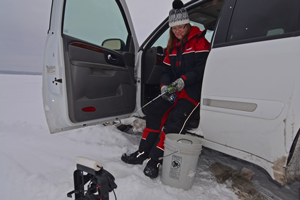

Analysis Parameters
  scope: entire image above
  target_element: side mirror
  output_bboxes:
[102,39,126,51]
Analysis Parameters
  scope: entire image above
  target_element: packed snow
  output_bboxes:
[0,74,299,200]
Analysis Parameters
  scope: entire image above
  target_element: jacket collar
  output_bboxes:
[173,26,204,47]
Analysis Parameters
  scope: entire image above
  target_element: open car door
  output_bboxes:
[42,0,138,133]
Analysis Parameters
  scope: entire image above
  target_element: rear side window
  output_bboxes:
[227,0,300,42]
[63,0,130,51]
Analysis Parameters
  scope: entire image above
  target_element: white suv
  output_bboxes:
[42,0,300,185]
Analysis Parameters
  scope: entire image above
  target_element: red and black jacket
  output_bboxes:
[161,26,210,102]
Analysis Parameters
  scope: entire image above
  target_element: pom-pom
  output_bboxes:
[173,0,184,9]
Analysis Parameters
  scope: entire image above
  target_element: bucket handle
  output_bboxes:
[177,138,193,144]
[158,139,193,160]
[158,150,178,160]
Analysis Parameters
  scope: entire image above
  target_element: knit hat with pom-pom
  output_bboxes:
[169,0,190,27]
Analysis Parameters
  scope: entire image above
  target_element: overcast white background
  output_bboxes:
[0,0,189,73]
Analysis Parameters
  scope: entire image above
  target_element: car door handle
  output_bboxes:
[108,54,117,61]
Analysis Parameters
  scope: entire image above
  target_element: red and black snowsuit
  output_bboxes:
[138,26,210,164]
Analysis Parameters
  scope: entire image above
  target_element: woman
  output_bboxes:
[121,0,210,179]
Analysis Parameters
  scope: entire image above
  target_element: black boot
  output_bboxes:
[121,151,147,165]
[143,159,160,179]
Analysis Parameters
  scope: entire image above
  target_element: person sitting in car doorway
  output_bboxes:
[121,0,210,179]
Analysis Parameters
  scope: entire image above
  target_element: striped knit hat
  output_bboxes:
[169,0,190,27]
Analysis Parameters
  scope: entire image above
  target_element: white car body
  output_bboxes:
[42,0,300,185]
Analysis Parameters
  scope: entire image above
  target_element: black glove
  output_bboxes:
[161,85,172,102]
[168,78,185,93]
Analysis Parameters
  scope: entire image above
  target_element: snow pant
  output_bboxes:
[138,89,199,164]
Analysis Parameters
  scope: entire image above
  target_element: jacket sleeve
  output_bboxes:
[181,37,210,86]
[160,49,174,87]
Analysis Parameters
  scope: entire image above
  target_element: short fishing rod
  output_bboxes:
[131,87,175,117]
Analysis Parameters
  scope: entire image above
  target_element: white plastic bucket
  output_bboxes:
[161,134,202,190]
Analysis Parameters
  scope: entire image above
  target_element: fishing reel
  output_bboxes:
[170,93,177,104]
[165,86,177,104]
[67,157,117,200]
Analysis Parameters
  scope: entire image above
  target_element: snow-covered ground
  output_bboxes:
[0,74,299,200]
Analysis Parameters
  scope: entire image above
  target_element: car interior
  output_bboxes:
[140,0,224,129]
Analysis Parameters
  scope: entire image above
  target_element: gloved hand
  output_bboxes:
[161,85,172,102]
[168,78,185,94]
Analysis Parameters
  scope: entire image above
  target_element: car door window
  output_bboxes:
[63,0,129,51]
[191,21,214,42]
[227,0,300,42]
[152,29,169,48]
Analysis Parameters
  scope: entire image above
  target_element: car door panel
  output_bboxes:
[62,35,135,123]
